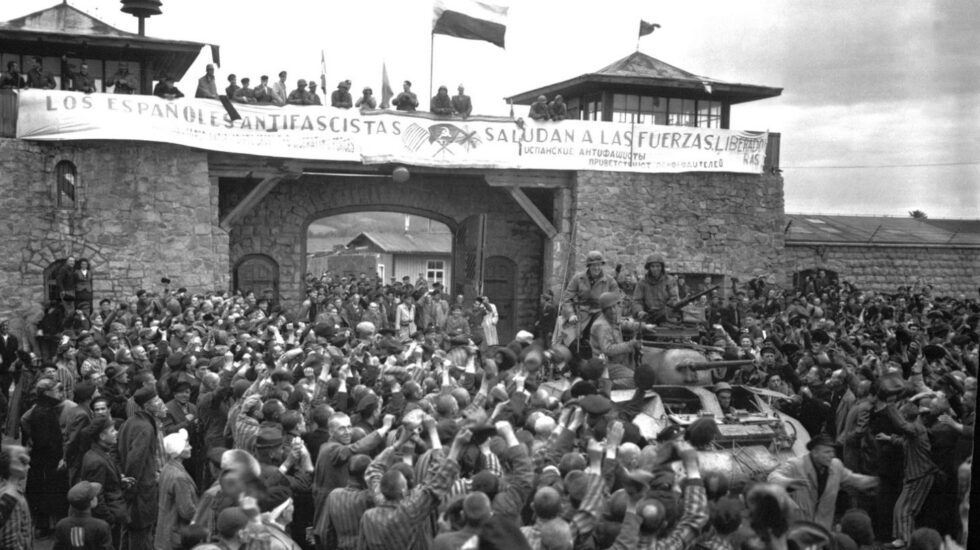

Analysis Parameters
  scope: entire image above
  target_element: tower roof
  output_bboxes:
[0,3,206,80]
[506,51,781,105]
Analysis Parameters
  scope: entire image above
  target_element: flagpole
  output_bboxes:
[428,31,435,102]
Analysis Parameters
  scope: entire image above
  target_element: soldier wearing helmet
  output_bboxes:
[558,251,621,344]
[589,291,642,388]
[632,254,679,324]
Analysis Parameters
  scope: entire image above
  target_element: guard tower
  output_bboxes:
[0,3,204,95]
[506,51,781,129]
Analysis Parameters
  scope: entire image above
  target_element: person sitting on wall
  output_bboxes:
[153,75,184,100]
[451,84,472,118]
[430,85,454,115]
[232,77,256,103]
[68,61,97,94]
[392,80,419,112]
[0,61,27,89]
[331,80,353,109]
[528,95,550,120]
[26,56,56,89]
[225,74,239,98]
[195,64,219,99]
[307,81,323,105]
[253,75,274,104]
[356,87,377,110]
[107,63,137,94]
[287,79,311,105]
[548,94,567,121]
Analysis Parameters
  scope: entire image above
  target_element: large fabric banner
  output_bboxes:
[16,90,768,174]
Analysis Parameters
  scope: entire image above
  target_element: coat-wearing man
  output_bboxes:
[195,64,219,99]
[559,251,620,347]
[632,254,680,323]
[768,434,878,530]
[451,85,472,118]
[80,415,129,543]
[117,388,165,550]
[163,381,197,435]
[62,381,96,485]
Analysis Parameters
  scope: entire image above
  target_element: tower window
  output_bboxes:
[55,160,77,208]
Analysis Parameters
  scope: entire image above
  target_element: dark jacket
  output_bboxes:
[53,508,113,550]
[81,444,129,525]
[632,272,679,318]
[117,409,160,527]
[0,333,19,374]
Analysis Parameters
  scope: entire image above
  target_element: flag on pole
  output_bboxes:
[210,44,221,67]
[320,50,327,96]
[432,0,508,48]
[381,62,394,109]
[639,20,660,37]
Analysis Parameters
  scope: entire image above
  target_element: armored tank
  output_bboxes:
[625,324,809,483]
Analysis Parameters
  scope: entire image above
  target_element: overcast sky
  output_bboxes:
[5,0,978,218]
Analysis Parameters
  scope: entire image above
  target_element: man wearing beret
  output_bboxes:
[118,387,165,550]
[768,434,878,530]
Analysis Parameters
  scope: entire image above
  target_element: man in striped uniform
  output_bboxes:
[877,401,938,548]
[0,445,32,550]
[233,394,262,454]
[317,454,373,550]
[609,440,711,550]
[313,411,393,539]
[357,420,463,550]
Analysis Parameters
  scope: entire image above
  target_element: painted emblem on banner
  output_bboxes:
[402,123,482,157]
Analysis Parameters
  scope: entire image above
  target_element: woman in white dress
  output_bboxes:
[481,296,499,346]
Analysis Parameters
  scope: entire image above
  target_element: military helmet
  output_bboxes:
[585,250,605,266]
[644,254,665,269]
[598,291,620,310]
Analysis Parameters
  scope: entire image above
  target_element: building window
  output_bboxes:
[697,100,722,128]
[668,98,696,127]
[426,260,445,283]
[612,95,721,127]
[55,160,77,208]
[582,95,602,121]
[566,97,580,119]
[377,263,385,281]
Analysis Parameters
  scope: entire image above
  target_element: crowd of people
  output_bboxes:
[0,249,975,550]
[4,57,562,122]
[0,57,479,118]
